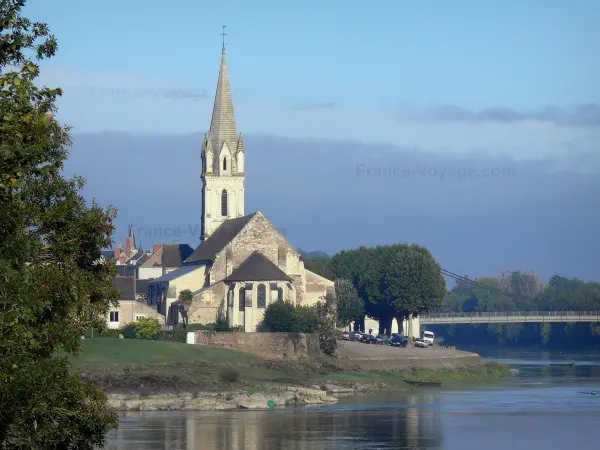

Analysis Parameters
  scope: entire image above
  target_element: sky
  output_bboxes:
[20,0,600,281]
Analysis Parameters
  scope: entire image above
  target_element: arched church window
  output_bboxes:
[238,287,245,312]
[277,287,283,301]
[221,189,228,217]
[223,157,227,171]
[257,284,266,308]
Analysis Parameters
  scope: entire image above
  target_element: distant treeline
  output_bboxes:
[301,250,600,348]
[431,273,600,348]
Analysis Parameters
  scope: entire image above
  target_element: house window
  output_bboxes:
[221,189,228,217]
[238,287,245,312]
[109,311,119,322]
[277,287,284,301]
[223,157,227,171]
[257,284,266,308]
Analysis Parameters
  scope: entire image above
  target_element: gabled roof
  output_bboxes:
[140,244,194,268]
[113,277,135,300]
[148,265,204,284]
[134,253,150,266]
[135,278,150,294]
[225,251,292,282]
[116,265,137,277]
[185,213,256,264]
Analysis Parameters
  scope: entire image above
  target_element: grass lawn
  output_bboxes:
[72,338,326,395]
[71,338,509,395]
[70,338,256,369]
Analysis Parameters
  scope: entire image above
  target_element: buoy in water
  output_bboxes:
[267,400,275,407]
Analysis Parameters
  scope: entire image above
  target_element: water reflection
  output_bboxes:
[107,393,442,450]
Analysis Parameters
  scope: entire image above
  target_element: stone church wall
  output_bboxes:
[211,213,302,283]
[188,305,220,324]
[191,331,321,360]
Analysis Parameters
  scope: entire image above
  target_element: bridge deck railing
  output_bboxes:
[421,311,600,319]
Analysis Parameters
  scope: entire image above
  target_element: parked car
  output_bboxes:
[342,331,362,341]
[360,334,383,344]
[388,335,409,348]
[414,338,429,348]
[378,334,391,345]
[422,330,435,345]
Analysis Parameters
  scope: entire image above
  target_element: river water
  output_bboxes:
[105,349,600,449]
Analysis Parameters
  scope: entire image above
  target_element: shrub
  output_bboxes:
[257,300,337,355]
[219,366,240,383]
[294,305,319,333]
[121,322,138,339]
[135,317,161,340]
[258,300,297,332]
[160,325,188,343]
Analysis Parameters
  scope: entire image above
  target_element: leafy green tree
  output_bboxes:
[385,244,446,333]
[328,244,445,334]
[0,1,118,446]
[334,278,364,328]
[134,317,161,340]
[301,255,334,280]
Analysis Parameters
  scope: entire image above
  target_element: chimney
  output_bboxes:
[114,248,121,260]
[153,244,162,254]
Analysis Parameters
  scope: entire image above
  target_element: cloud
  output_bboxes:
[400,104,600,127]
[38,66,600,164]
[65,131,600,283]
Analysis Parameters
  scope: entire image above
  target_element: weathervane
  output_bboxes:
[221,25,228,52]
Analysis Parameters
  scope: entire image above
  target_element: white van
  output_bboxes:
[422,330,435,345]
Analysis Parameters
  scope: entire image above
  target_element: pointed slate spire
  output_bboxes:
[207,44,237,158]
[128,223,136,250]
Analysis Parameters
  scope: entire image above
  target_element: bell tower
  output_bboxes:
[201,27,245,241]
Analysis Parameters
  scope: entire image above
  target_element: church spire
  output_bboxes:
[208,25,237,156]
[200,28,245,242]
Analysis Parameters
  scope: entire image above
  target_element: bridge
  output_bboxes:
[420,311,600,325]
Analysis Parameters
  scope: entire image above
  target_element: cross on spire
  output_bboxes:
[221,25,228,53]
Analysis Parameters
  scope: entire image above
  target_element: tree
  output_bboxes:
[0,1,118,446]
[328,244,445,335]
[315,300,338,356]
[134,317,161,340]
[178,289,193,303]
[385,244,446,334]
[334,278,364,328]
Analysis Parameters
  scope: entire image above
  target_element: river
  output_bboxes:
[105,349,600,449]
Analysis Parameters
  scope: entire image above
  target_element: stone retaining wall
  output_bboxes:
[189,331,321,360]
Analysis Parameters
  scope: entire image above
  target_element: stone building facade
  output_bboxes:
[146,42,334,330]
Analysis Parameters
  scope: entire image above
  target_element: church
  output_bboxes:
[147,42,334,331]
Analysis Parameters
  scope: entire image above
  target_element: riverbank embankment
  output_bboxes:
[74,339,508,411]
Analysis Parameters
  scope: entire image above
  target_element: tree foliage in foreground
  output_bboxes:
[0,1,119,447]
